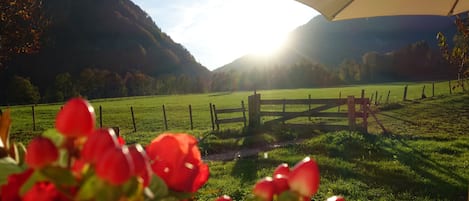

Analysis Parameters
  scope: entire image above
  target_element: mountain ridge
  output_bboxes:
[215,15,456,72]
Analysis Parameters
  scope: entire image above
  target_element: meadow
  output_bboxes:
[3,80,469,200]
[198,92,469,201]
[4,80,457,142]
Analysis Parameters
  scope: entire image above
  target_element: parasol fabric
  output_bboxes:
[296,0,469,21]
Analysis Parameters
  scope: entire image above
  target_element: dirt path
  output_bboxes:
[202,139,305,161]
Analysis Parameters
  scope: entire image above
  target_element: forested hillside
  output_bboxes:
[212,15,458,91]
[0,0,210,104]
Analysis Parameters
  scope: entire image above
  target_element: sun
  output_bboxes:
[221,0,313,58]
[246,31,289,57]
[155,0,317,68]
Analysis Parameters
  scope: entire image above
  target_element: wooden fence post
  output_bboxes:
[162,105,168,130]
[347,96,356,131]
[130,106,137,132]
[209,103,215,130]
[241,101,247,127]
[462,79,466,91]
[421,85,426,99]
[282,99,286,124]
[99,105,103,128]
[360,89,365,112]
[213,104,219,130]
[31,105,36,131]
[403,85,408,101]
[449,80,452,94]
[338,92,342,112]
[189,104,193,130]
[308,94,312,120]
[386,90,391,104]
[248,93,261,127]
[362,98,369,133]
[375,91,378,105]
[432,82,435,97]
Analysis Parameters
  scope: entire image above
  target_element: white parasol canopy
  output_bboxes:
[295,0,469,21]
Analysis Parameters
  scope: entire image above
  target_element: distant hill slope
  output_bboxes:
[216,15,456,73]
[6,0,210,87]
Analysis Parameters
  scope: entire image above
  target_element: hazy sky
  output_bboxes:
[132,0,318,71]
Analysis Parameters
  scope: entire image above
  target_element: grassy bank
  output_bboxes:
[5,80,459,144]
[198,93,469,201]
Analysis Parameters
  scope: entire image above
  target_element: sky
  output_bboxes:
[132,0,318,71]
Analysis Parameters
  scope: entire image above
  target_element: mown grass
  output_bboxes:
[3,81,468,200]
[197,93,469,201]
[4,80,459,144]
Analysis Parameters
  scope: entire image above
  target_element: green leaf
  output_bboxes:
[40,166,77,186]
[167,191,193,201]
[155,197,179,201]
[19,170,47,195]
[95,183,120,201]
[42,129,64,146]
[76,175,104,201]
[245,194,263,201]
[0,157,23,185]
[277,190,301,201]
[122,176,140,197]
[146,175,169,199]
[56,149,68,167]
[15,142,27,167]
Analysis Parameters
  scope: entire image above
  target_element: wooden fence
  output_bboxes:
[210,101,247,130]
[248,93,370,132]
[11,79,466,133]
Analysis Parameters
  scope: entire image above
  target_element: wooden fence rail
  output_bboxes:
[12,79,462,133]
[249,93,369,132]
[211,101,247,130]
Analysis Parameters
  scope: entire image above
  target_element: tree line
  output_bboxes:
[1,40,459,105]
[2,69,209,105]
[210,40,456,92]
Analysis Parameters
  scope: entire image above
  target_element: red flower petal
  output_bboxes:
[214,195,232,201]
[25,137,58,169]
[81,128,118,164]
[253,177,276,201]
[327,195,346,201]
[288,157,320,197]
[95,146,134,185]
[146,133,209,192]
[55,98,95,137]
[0,169,34,201]
[273,163,290,177]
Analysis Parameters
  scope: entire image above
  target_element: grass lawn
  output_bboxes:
[2,81,468,200]
[197,93,469,201]
[4,80,459,144]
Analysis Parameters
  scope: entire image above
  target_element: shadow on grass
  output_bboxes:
[230,156,260,183]
[309,132,468,200]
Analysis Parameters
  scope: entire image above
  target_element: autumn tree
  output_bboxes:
[437,14,469,90]
[6,75,40,104]
[0,0,48,69]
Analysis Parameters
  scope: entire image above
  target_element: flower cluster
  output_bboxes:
[213,157,345,201]
[0,98,209,201]
[0,98,345,201]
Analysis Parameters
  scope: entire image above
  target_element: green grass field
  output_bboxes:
[198,93,469,201]
[3,80,469,200]
[3,80,460,143]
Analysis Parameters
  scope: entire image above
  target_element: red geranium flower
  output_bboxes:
[25,137,59,169]
[55,98,95,137]
[23,181,71,201]
[146,133,209,193]
[0,169,34,201]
